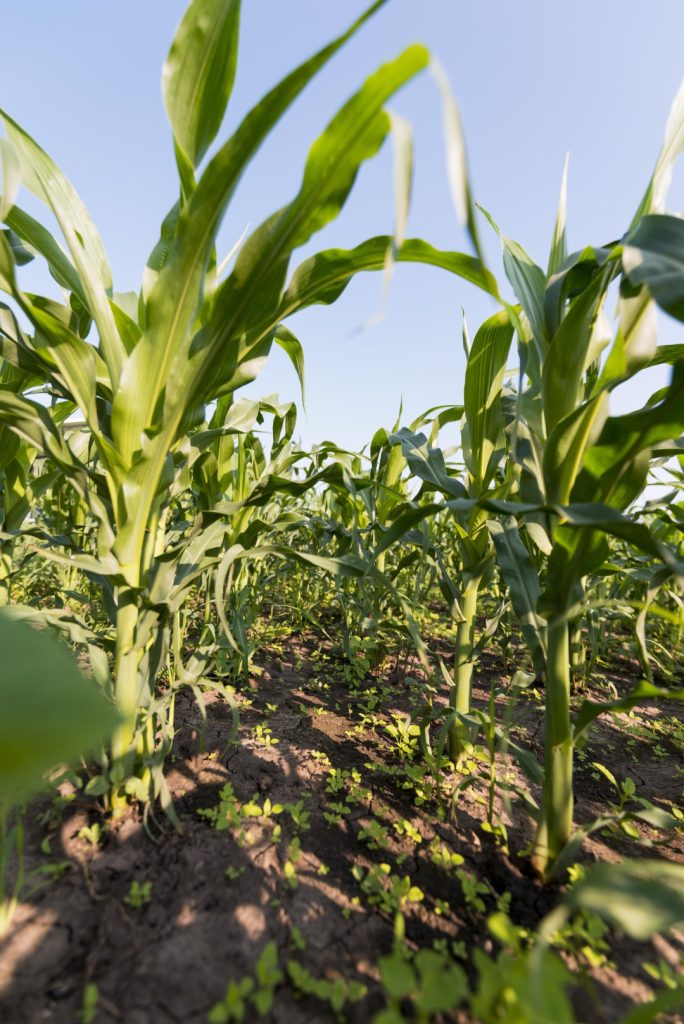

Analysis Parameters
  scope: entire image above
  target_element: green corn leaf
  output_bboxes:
[623,213,684,322]
[0,110,125,385]
[389,428,467,499]
[619,986,684,1024]
[142,201,181,301]
[112,0,391,468]
[547,155,569,278]
[463,309,514,489]
[191,45,430,405]
[545,500,684,614]
[1,228,32,270]
[634,564,671,681]
[599,287,657,391]
[0,389,88,487]
[389,110,413,255]
[430,58,485,265]
[500,233,547,351]
[411,402,464,434]
[23,543,121,580]
[371,109,415,310]
[279,236,499,322]
[0,613,120,801]
[564,860,684,941]
[373,501,445,558]
[371,431,409,524]
[633,75,684,222]
[542,273,607,435]
[573,360,684,508]
[0,137,21,222]
[478,205,546,349]
[0,234,100,427]
[488,516,546,661]
[111,295,142,356]
[543,392,609,505]
[274,323,306,410]
[163,0,241,170]
[1,604,100,647]
[543,242,616,344]
[573,678,684,743]
[23,296,99,426]
[644,343,684,368]
[5,206,85,302]
[0,299,54,381]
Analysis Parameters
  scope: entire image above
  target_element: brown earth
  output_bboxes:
[1,632,683,1024]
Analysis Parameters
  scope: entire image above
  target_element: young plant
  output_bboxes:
[389,316,515,759]
[0,0,436,813]
[482,86,684,877]
[208,942,283,1023]
[287,961,367,1020]
[375,947,467,1023]
[123,879,152,909]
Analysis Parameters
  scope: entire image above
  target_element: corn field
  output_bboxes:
[1,2,684,1022]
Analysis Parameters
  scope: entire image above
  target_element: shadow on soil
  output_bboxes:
[1,634,682,1023]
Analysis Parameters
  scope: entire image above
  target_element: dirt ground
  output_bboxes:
[1,631,683,1023]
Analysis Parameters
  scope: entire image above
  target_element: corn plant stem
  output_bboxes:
[0,543,12,606]
[203,569,212,627]
[448,574,481,760]
[0,802,24,937]
[111,591,143,777]
[569,615,584,683]
[532,615,573,878]
[487,682,497,825]
[169,611,182,686]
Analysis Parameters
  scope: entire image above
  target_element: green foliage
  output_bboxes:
[374,948,468,1021]
[208,942,283,1023]
[77,983,99,1024]
[0,613,118,801]
[1,2,684,1019]
[123,879,152,909]
[0,0,439,815]
[287,961,366,1018]
[563,859,684,941]
[470,942,574,1024]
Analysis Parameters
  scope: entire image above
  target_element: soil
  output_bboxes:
[1,631,683,1024]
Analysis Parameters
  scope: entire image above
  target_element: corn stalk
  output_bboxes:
[0,0,444,813]
[488,84,684,876]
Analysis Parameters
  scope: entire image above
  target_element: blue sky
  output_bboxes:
[1,1,683,451]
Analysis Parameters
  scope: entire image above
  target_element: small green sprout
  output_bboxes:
[77,983,99,1024]
[124,880,152,909]
[78,823,102,848]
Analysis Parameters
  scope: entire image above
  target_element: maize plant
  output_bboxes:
[192,395,337,680]
[353,77,684,877]
[2,7,684,1020]
[0,361,49,607]
[0,0,446,812]
[485,86,684,878]
[324,404,457,669]
[385,309,521,759]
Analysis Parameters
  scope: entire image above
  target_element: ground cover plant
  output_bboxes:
[1,0,684,1021]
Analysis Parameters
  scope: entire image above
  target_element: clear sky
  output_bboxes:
[1,1,683,452]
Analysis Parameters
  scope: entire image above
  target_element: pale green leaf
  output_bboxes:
[163,0,241,169]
